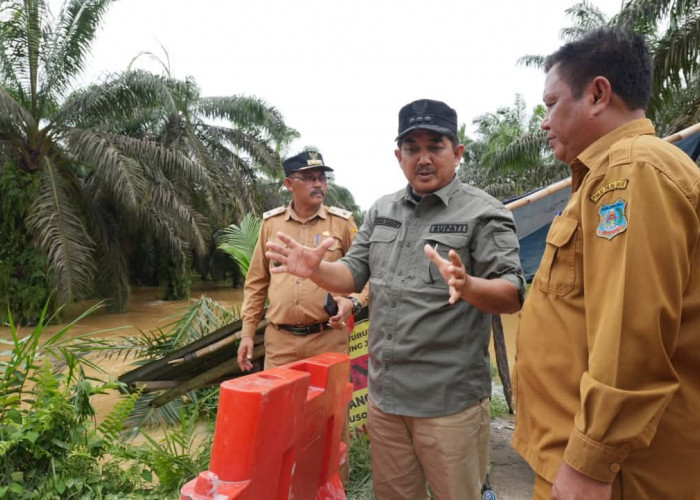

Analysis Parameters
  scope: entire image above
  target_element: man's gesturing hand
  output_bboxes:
[424,244,471,304]
[266,232,335,278]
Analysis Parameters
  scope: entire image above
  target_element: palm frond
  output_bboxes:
[40,0,114,107]
[26,155,95,303]
[216,214,262,277]
[63,127,147,212]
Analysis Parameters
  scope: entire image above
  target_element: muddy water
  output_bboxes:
[0,283,245,426]
[1,283,519,422]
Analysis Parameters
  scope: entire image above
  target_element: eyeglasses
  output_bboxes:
[288,173,332,184]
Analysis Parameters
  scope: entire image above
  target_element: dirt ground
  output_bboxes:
[488,416,535,500]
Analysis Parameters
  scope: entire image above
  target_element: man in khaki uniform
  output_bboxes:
[237,150,367,371]
[512,28,700,499]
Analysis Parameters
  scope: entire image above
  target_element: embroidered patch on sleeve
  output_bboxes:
[597,199,628,240]
[590,179,628,203]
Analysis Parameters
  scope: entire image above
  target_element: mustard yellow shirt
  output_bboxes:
[512,119,700,497]
[241,203,367,339]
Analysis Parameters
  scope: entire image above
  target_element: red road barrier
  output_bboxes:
[181,352,352,500]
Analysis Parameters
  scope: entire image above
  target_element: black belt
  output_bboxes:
[277,322,330,336]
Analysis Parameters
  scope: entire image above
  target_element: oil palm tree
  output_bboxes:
[520,0,700,132]
[459,95,567,199]
[486,0,700,192]
[0,0,296,313]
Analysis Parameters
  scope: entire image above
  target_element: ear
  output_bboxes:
[394,148,402,164]
[283,177,293,192]
[453,143,465,165]
[589,76,612,115]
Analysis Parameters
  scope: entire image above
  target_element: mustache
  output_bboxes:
[310,189,325,197]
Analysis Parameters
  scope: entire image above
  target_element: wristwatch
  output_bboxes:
[349,297,362,315]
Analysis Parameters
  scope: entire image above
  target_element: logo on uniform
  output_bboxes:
[597,199,627,240]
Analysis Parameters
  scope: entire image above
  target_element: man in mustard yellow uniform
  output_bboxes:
[512,28,700,499]
[237,150,367,371]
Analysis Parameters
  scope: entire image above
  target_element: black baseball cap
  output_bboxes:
[283,151,334,176]
[396,99,458,141]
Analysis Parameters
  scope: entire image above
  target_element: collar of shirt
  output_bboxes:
[400,175,461,207]
[285,202,327,223]
[570,118,655,190]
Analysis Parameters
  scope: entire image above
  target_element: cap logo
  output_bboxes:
[306,151,323,166]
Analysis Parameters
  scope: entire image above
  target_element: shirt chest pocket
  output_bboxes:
[369,227,399,278]
[323,237,344,262]
[424,233,469,286]
[534,215,578,296]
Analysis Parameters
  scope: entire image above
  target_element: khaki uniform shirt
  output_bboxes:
[512,119,700,497]
[241,203,368,339]
[342,176,525,417]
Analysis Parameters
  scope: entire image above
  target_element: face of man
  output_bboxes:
[394,130,464,197]
[283,167,328,212]
[542,64,597,164]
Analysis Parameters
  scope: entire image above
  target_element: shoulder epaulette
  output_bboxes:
[328,206,352,220]
[262,206,286,220]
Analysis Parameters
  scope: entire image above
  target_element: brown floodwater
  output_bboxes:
[0,282,519,424]
[0,283,245,425]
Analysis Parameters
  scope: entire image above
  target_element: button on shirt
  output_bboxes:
[341,176,525,417]
[512,119,700,496]
[241,204,367,338]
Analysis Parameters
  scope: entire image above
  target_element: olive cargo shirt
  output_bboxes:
[341,176,525,417]
[512,119,700,495]
[241,204,367,339]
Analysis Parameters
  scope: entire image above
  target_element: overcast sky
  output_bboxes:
[74,0,624,210]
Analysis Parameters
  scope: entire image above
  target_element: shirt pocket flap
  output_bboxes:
[425,233,468,250]
[546,216,578,248]
[370,227,399,243]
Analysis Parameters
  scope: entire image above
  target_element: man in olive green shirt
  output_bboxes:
[512,27,700,499]
[266,99,525,500]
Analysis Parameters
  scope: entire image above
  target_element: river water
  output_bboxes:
[1,283,519,420]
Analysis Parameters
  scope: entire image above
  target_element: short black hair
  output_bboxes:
[544,27,652,111]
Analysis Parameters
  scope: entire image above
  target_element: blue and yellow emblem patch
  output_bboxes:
[597,199,628,240]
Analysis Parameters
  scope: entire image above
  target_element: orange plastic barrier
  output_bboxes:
[180,352,352,500]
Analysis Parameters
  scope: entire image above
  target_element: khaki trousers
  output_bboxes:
[263,323,351,485]
[368,398,491,500]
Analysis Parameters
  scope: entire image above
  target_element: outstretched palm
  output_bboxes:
[266,232,334,279]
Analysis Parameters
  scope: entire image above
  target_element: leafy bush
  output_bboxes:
[0,303,213,499]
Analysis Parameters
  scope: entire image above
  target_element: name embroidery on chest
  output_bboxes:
[596,199,628,240]
[590,179,629,203]
[376,217,402,229]
[430,223,468,233]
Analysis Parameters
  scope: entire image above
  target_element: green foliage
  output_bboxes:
[0,300,219,499]
[0,0,299,313]
[347,435,375,500]
[519,0,700,133]
[217,213,263,278]
[0,305,156,499]
[0,164,54,325]
[490,386,510,419]
[133,408,213,494]
[459,95,568,199]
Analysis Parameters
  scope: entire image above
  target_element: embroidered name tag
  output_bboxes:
[376,217,402,228]
[430,223,468,233]
[590,179,629,203]
[597,199,628,240]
